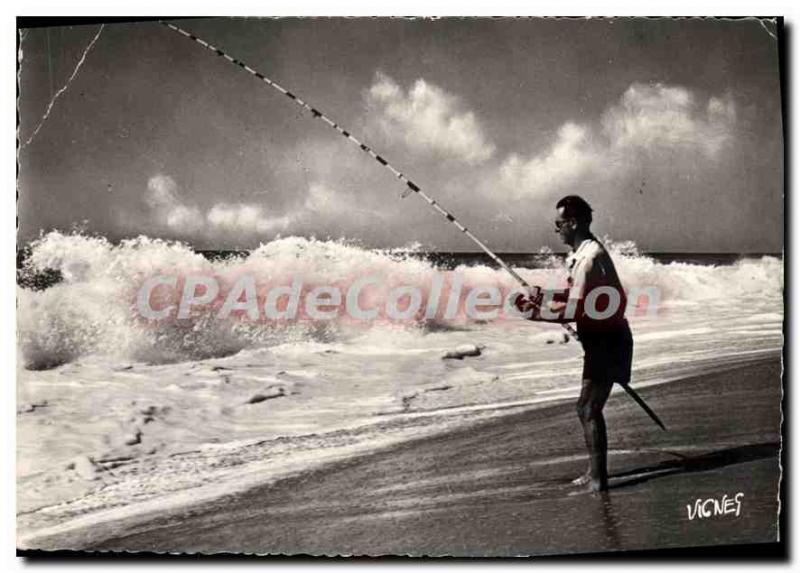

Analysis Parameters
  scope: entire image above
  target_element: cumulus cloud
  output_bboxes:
[497,83,737,199]
[499,122,602,199]
[146,174,204,232]
[164,205,205,234]
[144,174,383,242]
[146,174,180,209]
[602,83,736,158]
[142,82,738,246]
[365,72,496,164]
[206,204,293,235]
[146,174,292,238]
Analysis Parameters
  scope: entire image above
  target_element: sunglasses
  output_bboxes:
[554,219,573,231]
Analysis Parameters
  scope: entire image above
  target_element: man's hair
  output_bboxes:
[556,195,593,226]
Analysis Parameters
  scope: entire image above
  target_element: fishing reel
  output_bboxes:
[513,286,544,315]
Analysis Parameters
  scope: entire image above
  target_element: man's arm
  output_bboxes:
[517,256,593,323]
[534,297,581,324]
[514,289,577,323]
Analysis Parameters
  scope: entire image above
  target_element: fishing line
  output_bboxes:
[160,21,578,338]
[20,24,105,150]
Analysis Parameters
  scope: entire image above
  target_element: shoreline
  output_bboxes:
[20,355,782,554]
[17,345,779,539]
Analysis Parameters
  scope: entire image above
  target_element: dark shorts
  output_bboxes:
[579,321,634,384]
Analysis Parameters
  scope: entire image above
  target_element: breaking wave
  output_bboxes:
[17,231,783,369]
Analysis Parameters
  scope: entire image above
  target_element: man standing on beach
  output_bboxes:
[516,195,633,492]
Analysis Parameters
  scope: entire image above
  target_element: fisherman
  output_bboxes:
[165,21,659,495]
[515,195,633,492]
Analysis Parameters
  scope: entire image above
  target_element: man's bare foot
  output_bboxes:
[571,471,592,486]
[571,471,608,492]
[591,477,609,493]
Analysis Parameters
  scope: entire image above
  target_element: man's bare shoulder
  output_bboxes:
[576,239,605,263]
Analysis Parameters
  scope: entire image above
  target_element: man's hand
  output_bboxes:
[513,288,544,317]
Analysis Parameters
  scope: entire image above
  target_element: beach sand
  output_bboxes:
[22,356,782,556]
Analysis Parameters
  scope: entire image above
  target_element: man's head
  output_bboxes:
[555,195,593,246]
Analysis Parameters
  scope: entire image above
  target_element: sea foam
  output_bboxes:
[18,231,783,369]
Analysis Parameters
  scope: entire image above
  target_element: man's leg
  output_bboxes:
[576,376,613,491]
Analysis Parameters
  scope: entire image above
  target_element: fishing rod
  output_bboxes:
[160,21,665,430]
[158,24,538,290]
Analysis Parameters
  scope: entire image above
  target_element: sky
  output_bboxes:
[17,17,783,252]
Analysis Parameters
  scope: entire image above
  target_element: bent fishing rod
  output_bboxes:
[160,21,665,431]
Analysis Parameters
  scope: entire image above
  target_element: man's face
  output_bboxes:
[554,207,576,246]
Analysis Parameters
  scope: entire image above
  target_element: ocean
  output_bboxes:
[16,244,779,290]
[16,231,784,538]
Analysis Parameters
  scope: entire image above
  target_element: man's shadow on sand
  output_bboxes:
[608,442,780,490]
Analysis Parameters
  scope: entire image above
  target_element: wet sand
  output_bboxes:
[23,356,782,556]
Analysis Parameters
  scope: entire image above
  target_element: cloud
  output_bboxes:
[146,174,181,209]
[365,72,496,164]
[146,174,204,232]
[602,83,736,158]
[165,205,205,234]
[144,174,383,243]
[146,174,292,238]
[142,82,739,247]
[496,83,737,199]
[206,204,293,235]
[499,122,601,199]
